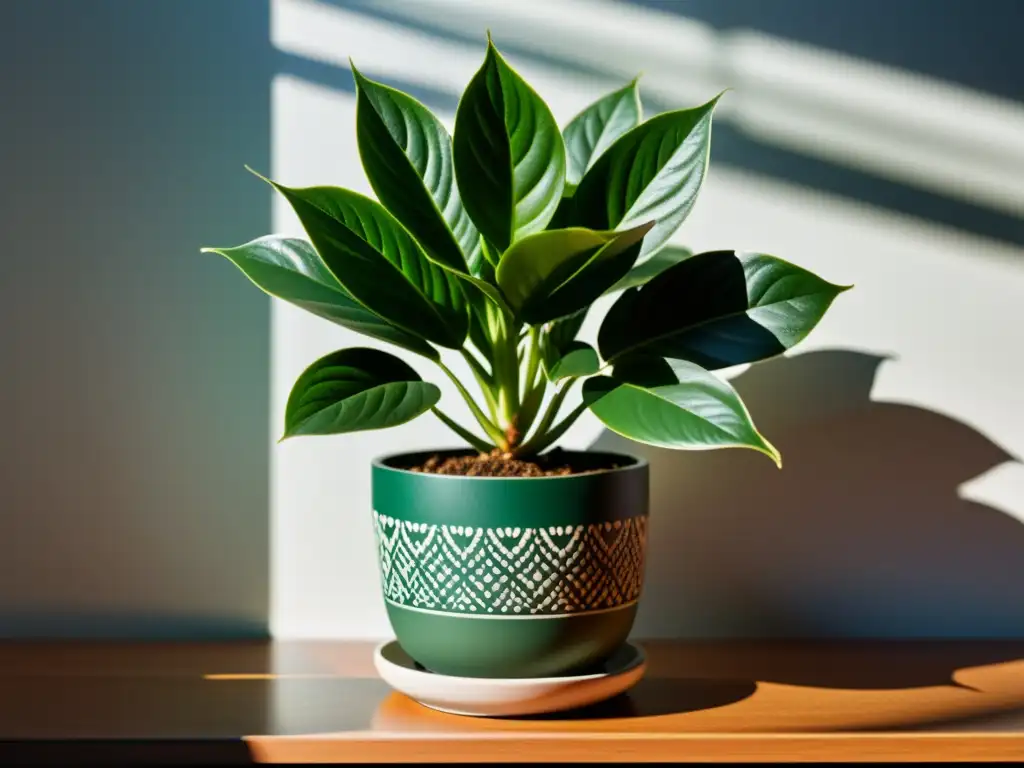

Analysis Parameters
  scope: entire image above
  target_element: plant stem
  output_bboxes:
[515,375,547,437]
[523,327,541,394]
[462,345,492,380]
[436,360,507,448]
[515,402,587,457]
[493,314,521,432]
[514,377,577,456]
[431,408,494,453]
[460,349,499,420]
[531,349,544,391]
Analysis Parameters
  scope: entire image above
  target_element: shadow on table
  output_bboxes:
[519,677,757,720]
[638,640,1024,692]
[535,643,1024,722]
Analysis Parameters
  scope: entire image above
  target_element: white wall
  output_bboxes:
[269,0,1024,638]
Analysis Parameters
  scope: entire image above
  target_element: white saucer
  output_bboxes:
[372,641,646,717]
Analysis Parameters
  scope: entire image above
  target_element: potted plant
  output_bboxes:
[204,38,848,681]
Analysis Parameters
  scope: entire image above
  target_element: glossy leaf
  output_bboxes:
[544,308,587,353]
[202,236,437,360]
[547,193,576,231]
[606,244,692,294]
[468,259,495,358]
[478,236,502,270]
[284,347,440,438]
[563,79,642,188]
[453,40,566,250]
[541,307,590,380]
[353,67,480,274]
[466,258,498,355]
[573,96,720,259]
[599,250,849,369]
[261,176,469,349]
[496,223,652,324]
[609,354,677,387]
[458,271,514,319]
[543,340,600,382]
[467,305,493,358]
[583,357,780,464]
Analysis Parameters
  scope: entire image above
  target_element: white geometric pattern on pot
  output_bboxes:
[373,511,647,616]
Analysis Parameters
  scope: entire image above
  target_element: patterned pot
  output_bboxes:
[371,449,649,679]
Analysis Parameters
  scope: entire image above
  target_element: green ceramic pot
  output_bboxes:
[371,449,649,679]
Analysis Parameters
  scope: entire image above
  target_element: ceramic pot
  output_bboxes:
[371,449,649,678]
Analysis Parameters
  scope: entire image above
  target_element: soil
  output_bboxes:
[408,449,621,478]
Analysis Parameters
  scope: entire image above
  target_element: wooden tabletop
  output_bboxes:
[2,641,1024,763]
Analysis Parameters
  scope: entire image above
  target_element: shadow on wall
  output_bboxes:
[590,349,1024,638]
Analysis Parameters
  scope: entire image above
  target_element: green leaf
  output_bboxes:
[540,307,591,381]
[547,193,576,231]
[609,354,677,387]
[572,95,720,259]
[202,236,437,360]
[542,340,600,382]
[599,250,850,369]
[468,305,493,358]
[284,347,440,438]
[453,39,566,251]
[496,223,652,324]
[478,236,502,270]
[544,308,587,353]
[353,67,480,274]
[466,258,497,356]
[259,175,469,349]
[457,271,514,319]
[563,79,642,187]
[606,245,692,294]
[583,357,780,465]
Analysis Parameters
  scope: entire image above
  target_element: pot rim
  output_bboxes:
[371,447,648,481]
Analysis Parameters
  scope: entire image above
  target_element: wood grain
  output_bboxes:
[247,641,1024,763]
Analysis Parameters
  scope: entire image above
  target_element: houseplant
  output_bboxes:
[204,38,848,679]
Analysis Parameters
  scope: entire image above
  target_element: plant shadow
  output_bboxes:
[590,349,1024,653]
[515,677,758,720]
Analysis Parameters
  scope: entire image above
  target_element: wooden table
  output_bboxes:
[3,641,1024,763]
